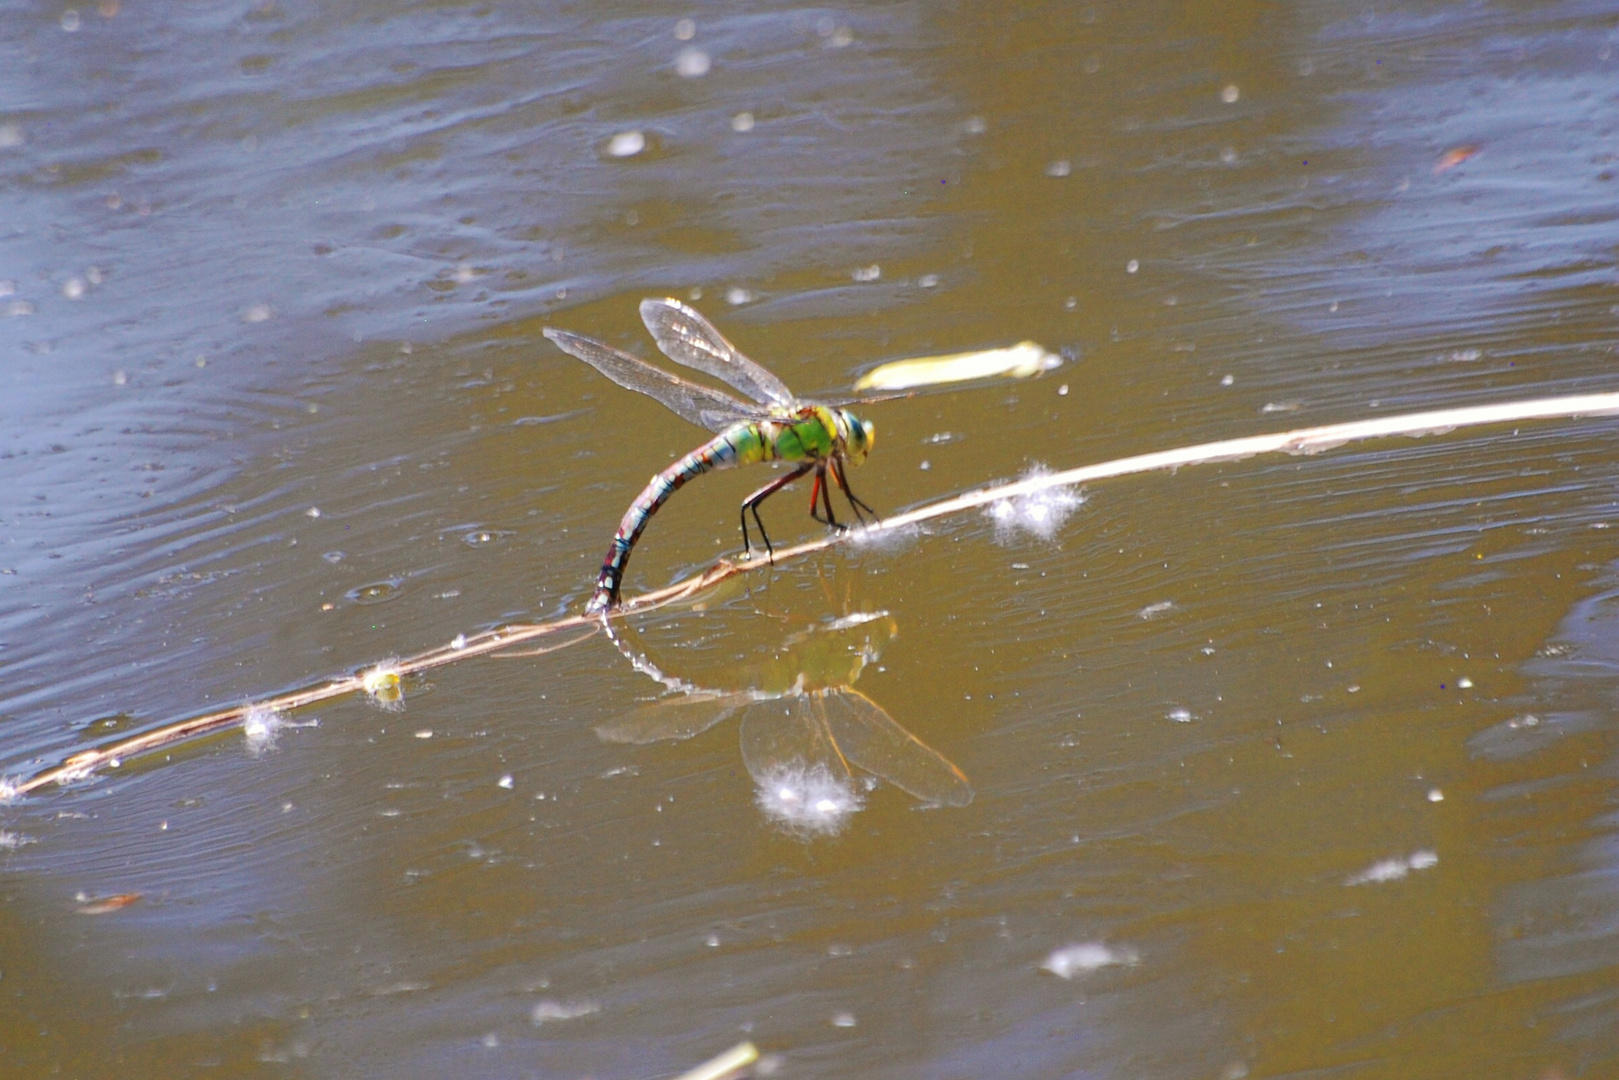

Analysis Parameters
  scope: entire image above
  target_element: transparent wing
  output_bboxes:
[595,692,750,745]
[817,688,974,806]
[639,298,797,407]
[544,327,759,434]
[736,690,973,807]
[737,696,847,779]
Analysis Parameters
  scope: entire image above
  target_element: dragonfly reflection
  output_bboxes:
[597,610,971,834]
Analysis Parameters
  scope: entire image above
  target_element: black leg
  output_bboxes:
[831,458,878,523]
[741,462,813,559]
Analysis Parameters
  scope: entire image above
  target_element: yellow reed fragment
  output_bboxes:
[673,1040,760,1080]
[854,341,1060,392]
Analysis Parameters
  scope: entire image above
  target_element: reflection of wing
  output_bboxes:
[818,689,973,806]
[738,697,842,777]
[737,690,973,807]
[639,298,797,408]
[595,692,751,745]
[543,327,757,434]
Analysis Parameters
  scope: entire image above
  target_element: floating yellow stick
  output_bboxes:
[854,341,1061,392]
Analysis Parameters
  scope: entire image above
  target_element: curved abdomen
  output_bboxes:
[587,424,765,613]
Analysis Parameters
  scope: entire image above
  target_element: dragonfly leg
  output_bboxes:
[809,462,846,530]
[741,462,814,560]
[830,458,878,523]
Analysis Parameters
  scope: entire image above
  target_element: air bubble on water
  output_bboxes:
[1045,159,1071,178]
[242,302,273,323]
[674,17,695,40]
[753,763,862,835]
[731,111,755,133]
[1346,849,1438,886]
[986,467,1084,543]
[1041,941,1140,979]
[62,277,86,300]
[851,264,880,282]
[1166,708,1194,723]
[606,131,645,158]
[830,1011,857,1028]
[1138,600,1175,620]
[1221,83,1240,103]
[725,286,755,305]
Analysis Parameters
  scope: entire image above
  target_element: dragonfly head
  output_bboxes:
[836,409,875,463]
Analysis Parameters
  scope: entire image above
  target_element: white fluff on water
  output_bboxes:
[986,466,1084,542]
[1346,849,1438,886]
[753,763,863,835]
[243,704,286,752]
[1041,941,1140,979]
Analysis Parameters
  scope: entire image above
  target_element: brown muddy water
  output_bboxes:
[3,2,1619,1077]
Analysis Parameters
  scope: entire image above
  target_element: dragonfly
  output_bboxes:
[545,298,879,614]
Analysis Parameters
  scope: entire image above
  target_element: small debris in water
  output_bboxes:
[0,829,36,850]
[1045,159,1071,177]
[725,286,754,305]
[1432,145,1480,173]
[1167,708,1194,723]
[498,774,514,789]
[851,263,881,282]
[76,891,143,915]
[731,111,754,132]
[830,1011,857,1028]
[531,999,600,1025]
[1221,83,1240,103]
[1427,788,1444,802]
[1346,849,1438,886]
[1138,600,1175,620]
[1041,941,1140,978]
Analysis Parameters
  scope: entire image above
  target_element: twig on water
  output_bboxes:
[8,390,1619,799]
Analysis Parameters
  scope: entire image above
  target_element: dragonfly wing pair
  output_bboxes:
[543,298,797,428]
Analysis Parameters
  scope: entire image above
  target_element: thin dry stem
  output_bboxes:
[11,390,1619,797]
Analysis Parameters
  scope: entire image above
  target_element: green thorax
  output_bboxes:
[733,405,843,464]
